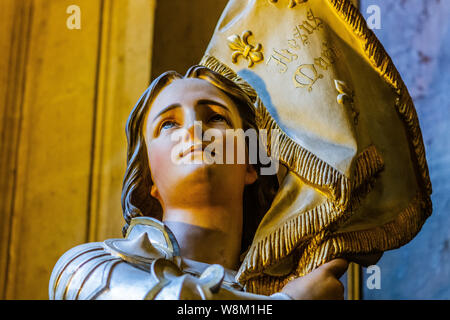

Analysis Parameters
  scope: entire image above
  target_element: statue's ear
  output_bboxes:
[245,164,258,185]
[150,184,162,204]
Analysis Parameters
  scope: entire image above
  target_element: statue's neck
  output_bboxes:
[163,206,243,270]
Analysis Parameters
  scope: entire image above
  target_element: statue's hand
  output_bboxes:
[280,258,348,300]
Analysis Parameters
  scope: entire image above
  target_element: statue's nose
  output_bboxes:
[183,120,204,144]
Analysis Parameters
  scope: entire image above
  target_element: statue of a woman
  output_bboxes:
[49,66,349,300]
[49,0,432,300]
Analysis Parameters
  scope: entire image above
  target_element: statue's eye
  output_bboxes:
[208,114,229,124]
[160,120,178,131]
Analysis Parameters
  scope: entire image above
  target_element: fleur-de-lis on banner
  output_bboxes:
[227,30,263,68]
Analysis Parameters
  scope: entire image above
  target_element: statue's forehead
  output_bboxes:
[152,78,230,107]
[146,78,241,126]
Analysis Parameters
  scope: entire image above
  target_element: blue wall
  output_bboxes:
[358,0,450,299]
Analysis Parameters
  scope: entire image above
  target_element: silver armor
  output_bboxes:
[49,217,291,300]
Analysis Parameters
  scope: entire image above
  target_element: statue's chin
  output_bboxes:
[169,160,221,187]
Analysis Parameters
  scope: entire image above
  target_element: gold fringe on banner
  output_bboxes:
[245,191,432,295]
[237,200,337,282]
[295,192,432,276]
[236,144,384,282]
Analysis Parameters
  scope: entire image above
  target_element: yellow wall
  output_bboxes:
[0,0,228,300]
[0,0,155,299]
[151,0,228,77]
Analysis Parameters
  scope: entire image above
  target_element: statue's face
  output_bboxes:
[144,78,257,210]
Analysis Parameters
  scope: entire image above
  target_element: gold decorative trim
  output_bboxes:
[237,200,336,283]
[294,191,432,278]
[200,54,258,102]
[236,144,384,283]
[244,191,431,295]
[245,275,287,295]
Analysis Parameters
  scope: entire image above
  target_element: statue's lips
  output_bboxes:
[179,143,218,159]
[180,144,213,158]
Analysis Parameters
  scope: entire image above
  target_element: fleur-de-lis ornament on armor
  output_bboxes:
[269,0,308,9]
[227,30,264,68]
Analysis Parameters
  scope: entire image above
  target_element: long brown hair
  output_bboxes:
[121,65,278,253]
